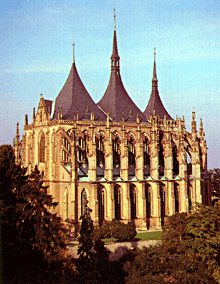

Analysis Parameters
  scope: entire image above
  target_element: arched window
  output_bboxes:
[160,183,166,226]
[96,136,105,167]
[144,137,150,177]
[174,182,179,213]
[62,137,71,162]
[128,136,135,166]
[130,184,136,220]
[128,136,136,178]
[145,184,151,229]
[78,136,88,164]
[159,134,164,176]
[187,183,192,211]
[81,189,88,216]
[98,186,105,225]
[114,185,121,220]
[187,151,192,175]
[39,133,45,163]
[173,142,179,176]
[113,135,120,178]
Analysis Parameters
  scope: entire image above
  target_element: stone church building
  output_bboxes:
[14,20,211,230]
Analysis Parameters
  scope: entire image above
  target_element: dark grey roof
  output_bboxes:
[45,100,53,115]
[143,56,172,120]
[98,29,147,123]
[98,71,147,122]
[53,63,106,121]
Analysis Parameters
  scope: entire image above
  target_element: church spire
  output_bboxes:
[72,36,75,64]
[152,47,158,91]
[143,48,172,120]
[111,9,120,71]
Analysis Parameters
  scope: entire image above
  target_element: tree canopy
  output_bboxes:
[0,145,74,281]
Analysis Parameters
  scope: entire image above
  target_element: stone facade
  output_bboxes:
[14,23,211,231]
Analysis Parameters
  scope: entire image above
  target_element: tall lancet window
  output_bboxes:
[114,185,121,220]
[39,133,46,163]
[159,133,165,176]
[98,186,105,226]
[172,142,179,176]
[62,137,71,162]
[145,183,151,229]
[144,136,150,177]
[174,182,179,213]
[160,183,166,226]
[78,134,89,180]
[113,135,120,178]
[128,135,136,178]
[130,184,136,220]
[96,135,105,180]
[78,135,88,164]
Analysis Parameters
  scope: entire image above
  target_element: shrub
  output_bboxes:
[94,220,137,242]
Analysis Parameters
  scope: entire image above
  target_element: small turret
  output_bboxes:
[33,107,36,121]
[16,122,20,146]
[25,114,28,126]
[199,118,204,139]
[191,108,197,138]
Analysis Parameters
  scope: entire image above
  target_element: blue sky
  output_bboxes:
[0,0,219,169]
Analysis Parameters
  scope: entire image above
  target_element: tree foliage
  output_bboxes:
[94,219,137,242]
[0,145,75,281]
[124,204,220,283]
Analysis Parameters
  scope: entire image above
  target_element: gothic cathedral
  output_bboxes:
[14,20,211,230]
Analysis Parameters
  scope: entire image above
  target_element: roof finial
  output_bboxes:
[72,36,75,63]
[113,8,116,30]
[153,47,157,80]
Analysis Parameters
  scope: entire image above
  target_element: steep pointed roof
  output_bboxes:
[144,49,172,120]
[53,46,106,121]
[98,24,147,123]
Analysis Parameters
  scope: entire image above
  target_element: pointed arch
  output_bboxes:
[187,182,193,211]
[145,183,151,229]
[39,131,46,163]
[96,133,105,171]
[128,135,136,178]
[114,185,121,220]
[159,133,165,176]
[174,182,179,213]
[130,184,136,220]
[98,185,105,225]
[143,134,150,177]
[160,183,166,226]
[112,132,121,177]
[172,142,179,176]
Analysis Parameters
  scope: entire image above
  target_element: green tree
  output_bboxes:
[77,199,94,259]
[124,204,220,283]
[0,145,74,281]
